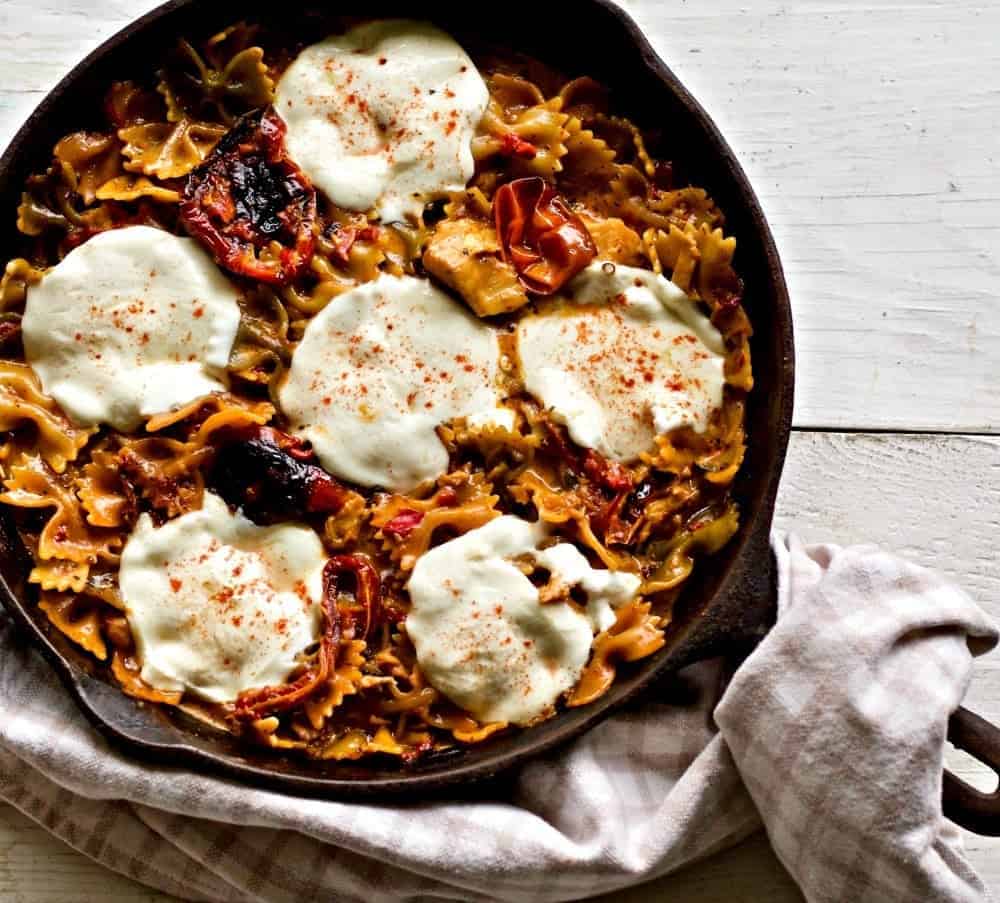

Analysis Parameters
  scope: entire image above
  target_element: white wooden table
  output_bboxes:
[0,1,997,899]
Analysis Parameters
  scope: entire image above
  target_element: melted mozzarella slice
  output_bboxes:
[275,19,488,223]
[516,262,727,462]
[280,273,509,492]
[119,492,326,704]
[406,516,640,725]
[22,226,240,432]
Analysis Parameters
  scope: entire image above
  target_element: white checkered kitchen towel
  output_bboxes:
[0,535,995,902]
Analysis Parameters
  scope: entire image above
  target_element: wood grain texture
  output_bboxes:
[0,1,996,901]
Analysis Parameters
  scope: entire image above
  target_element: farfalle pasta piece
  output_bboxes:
[95,175,180,203]
[0,258,43,311]
[111,649,182,704]
[642,503,740,595]
[607,165,722,236]
[117,437,204,518]
[16,162,115,239]
[0,456,121,592]
[29,559,91,594]
[278,230,371,317]
[650,187,721,231]
[302,639,366,729]
[38,591,108,660]
[228,287,294,400]
[591,114,655,178]
[323,494,367,551]
[53,132,123,205]
[104,80,167,129]
[648,223,700,292]
[372,478,500,571]
[642,402,745,485]
[473,98,571,180]
[0,362,95,472]
[118,119,226,180]
[76,448,135,528]
[556,76,609,121]
[158,36,274,125]
[315,725,408,760]
[151,396,274,447]
[568,600,666,706]
[250,716,307,750]
[487,73,545,110]
[508,469,635,571]
[560,115,618,186]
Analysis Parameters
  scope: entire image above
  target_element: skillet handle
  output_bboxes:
[943,706,1000,835]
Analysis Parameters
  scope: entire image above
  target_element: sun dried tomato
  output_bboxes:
[326,222,381,266]
[209,424,349,524]
[582,450,633,492]
[0,317,21,347]
[498,131,538,159]
[180,107,315,285]
[540,419,633,493]
[382,508,424,539]
[493,176,597,294]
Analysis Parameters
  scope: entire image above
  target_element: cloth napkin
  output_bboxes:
[0,535,995,903]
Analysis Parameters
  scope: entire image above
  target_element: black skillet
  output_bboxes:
[0,0,997,832]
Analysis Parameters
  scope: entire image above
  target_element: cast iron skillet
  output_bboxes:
[0,0,997,832]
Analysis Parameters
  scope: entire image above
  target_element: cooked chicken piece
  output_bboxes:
[580,215,643,265]
[423,217,529,317]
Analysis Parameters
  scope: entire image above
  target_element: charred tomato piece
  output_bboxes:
[180,108,316,285]
[493,176,597,295]
[208,424,350,525]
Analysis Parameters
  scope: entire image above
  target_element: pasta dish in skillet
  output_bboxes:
[0,18,752,761]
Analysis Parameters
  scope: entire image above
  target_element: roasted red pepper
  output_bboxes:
[493,177,597,294]
[232,554,381,720]
[324,554,382,642]
[209,424,349,524]
[233,581,340,720]
[180,107,316,285]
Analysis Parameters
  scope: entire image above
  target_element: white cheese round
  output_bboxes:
[22,226,241,432]
[406,516,640,725]
[119,492,326,704]
[279,273,509,492]
[516,262,727,462]
[275,19,489,223]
